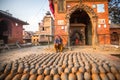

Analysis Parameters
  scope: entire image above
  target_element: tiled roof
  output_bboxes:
[0,10,29,25]
[110,23,120,28]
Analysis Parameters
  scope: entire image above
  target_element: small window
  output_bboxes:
[15,23,18,26]
[97,4,105,13]
[34,39,35,41]
[58,0,64,12]
[42,27,45,31]
[37,39,39,42]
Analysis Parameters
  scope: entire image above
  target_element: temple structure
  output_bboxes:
[38,11,54,43]
[49,0,110,47]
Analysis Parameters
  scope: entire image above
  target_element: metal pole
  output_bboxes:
[47,35,50,48]
[118,34,120,45]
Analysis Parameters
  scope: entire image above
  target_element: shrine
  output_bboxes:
[49,0,110,47]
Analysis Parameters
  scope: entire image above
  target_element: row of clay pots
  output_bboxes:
[0,71,120,80]
[0,52,120,80]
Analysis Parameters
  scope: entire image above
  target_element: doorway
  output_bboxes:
[0,20,10,44]
[70,9,92,46]
[111,32,119,45]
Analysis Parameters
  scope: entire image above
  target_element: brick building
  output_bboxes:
[49,0,110,47]
[0,10,28,44]
[23,30,34,43]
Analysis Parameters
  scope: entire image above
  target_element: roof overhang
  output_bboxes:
[0,10,29,25]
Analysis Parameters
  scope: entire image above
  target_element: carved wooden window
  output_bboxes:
[41,27,46,31]
[97,4,105,13]
[58,0,64,12]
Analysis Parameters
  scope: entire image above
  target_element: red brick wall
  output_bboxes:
[10,22,23,43]
[54,0,110,45]
[0,18,24,44]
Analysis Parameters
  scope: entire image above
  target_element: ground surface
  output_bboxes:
[0,45,120,80]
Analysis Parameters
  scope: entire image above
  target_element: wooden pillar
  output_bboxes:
[92,16,98,49]
[66,15,71,49]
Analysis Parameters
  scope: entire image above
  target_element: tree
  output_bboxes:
[108,0,120,24]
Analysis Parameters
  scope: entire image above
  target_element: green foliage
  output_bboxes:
[109,0,120,24]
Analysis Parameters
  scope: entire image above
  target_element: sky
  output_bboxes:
[0,0,51,32]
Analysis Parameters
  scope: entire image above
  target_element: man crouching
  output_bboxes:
[54,35,63,53]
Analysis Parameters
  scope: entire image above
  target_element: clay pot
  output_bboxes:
[71,67,78,73]
[50,68,58,75]
[76,72,84,80]
[5,73,14,80]
[107,73,116,80]
[61,73,68,80]
[58,67,64,74]
[98,66,106,74]
[68,65,73,69]
[35,63,40,69]
[64,68,71,74]
[103,64,110,72]
[85,65,91,72]
[37,75,44,80]
[44,68,51,75]
[4,64,11,74]
[53,74,61,80]
[91,63,98,68]
[110,66,118,74]
[100,73,109,80]
[17,66,24,74]
[69,73,77,80]
[29,74,37,80]
[12,74,22,80]
[21,73,29,80]
[23,68,30,74]
[92,73,101,80]
[44,75,52,80]
[115,73,120,80]
[37,68,44,75]
[79,67,85,73]
[0,63,6,74]
[30,65,35,70]
[30,69,37,75]
[0,73,7,80]
[62,64,67,69]
[91,66,99,74]
[11,66,18,74]
[84,72,91,80]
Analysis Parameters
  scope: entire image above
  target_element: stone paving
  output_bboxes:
[0,46,120,80]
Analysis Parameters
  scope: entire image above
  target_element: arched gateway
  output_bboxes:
[66,4,98,46]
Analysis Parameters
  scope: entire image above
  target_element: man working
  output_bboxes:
[54,35,63,53]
